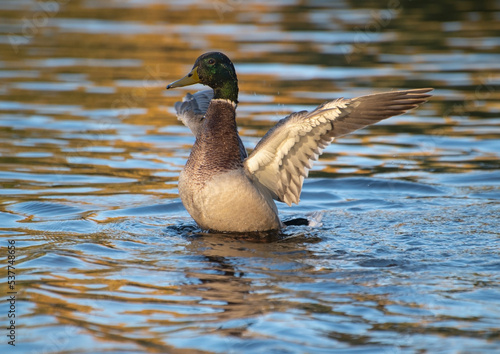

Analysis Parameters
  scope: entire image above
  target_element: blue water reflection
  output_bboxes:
[0,0,499,353]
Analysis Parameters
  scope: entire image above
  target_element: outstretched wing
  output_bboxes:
[173,89,248,159]
[244,88,433,206]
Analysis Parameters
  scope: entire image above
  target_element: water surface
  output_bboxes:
[0,0,499,353]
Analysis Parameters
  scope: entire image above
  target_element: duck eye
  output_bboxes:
[207,58,216,65]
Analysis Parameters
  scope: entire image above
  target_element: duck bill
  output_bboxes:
[166,67,200,89]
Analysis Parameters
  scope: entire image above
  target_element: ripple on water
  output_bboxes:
[92,201,185,220]
[306,177,444,196]
[10,201,85,217]
[0,1,499,353]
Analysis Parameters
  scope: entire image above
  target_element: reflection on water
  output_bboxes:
[0,0,499,353]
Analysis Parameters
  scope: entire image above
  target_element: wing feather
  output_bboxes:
[174,90,213,136]
[174,89,248,159]
[244,88,433,206]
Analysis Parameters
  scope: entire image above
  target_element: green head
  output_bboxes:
[167,52,239,103]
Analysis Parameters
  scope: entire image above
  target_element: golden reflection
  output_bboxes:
[0,0,499,351]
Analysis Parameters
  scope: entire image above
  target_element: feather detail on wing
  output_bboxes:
[174,89,213,136]
[244,88,433,206]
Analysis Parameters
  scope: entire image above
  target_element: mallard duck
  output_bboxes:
[167,52,432,233]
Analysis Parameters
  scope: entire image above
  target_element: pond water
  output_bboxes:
[1,0,499,353]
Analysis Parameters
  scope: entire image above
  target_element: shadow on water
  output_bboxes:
[169,222,320,243]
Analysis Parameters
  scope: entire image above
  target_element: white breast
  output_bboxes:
[178,169,281,232]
